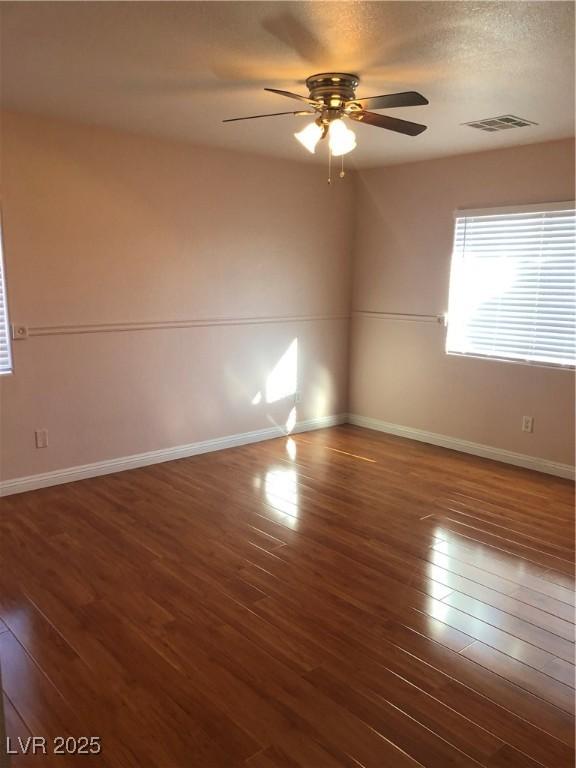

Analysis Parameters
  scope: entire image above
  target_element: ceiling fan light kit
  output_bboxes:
[224,72,429,182]
[294,117,356,156]
[294,121,323,153]
[328,119,357,157]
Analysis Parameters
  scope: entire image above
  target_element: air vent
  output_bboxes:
[464,115,537,132]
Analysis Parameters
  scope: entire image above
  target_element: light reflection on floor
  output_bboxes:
[425,596,451,622]
[427,579,454,600]
[433,532,532,578]
[264,467,299,528]
[286,438,297,461]
[295,437,376,463]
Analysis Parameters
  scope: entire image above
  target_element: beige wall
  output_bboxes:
[0,112,353,481]
[1,113,573,485]
[350,139,575,466]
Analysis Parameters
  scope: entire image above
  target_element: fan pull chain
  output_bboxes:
[327,149,346,184]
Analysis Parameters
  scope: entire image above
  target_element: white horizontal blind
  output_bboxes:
[446,202,576,367]
[0,225,12,375]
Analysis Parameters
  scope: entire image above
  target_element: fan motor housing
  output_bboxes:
[305,73,359,108]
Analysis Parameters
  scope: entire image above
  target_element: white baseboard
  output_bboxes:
[0,414,347,497]
[3,412,571,496]
[348,414,575,480]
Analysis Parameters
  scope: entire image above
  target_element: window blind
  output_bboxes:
[446,202,576,367]
[0,229,12,375]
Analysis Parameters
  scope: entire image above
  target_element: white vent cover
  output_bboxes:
[464,115,537,132]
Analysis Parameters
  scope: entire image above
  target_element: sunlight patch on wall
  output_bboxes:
[265,339,298,404]
[310,366,336,419]
[285,406,297,434]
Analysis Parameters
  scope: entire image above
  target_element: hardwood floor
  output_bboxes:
[0,424,574,767]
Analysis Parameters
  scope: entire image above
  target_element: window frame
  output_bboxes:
[445,200,576,371]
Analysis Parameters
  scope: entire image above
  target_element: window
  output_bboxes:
[0,224,12,375]
[446,202,576,368]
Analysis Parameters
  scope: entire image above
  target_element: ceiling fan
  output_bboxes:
[223,73,429,158]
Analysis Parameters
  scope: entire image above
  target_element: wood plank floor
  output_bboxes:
[0,424,574,767]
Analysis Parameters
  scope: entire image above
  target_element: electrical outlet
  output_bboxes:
[35,429,48,449]
[521,416,534,433]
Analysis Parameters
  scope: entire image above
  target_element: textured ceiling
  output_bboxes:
[1,1,574,168]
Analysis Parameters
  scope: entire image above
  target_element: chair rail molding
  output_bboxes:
[12,313,350,339]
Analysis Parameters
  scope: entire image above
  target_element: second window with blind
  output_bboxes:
[0,221,12,375]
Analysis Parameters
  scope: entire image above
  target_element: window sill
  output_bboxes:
[445,351,575,372]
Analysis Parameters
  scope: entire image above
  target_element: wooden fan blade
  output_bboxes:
[264,88,319,106]
[223,111,313,123]
[350,111,427,136]
[348,91,429,110]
